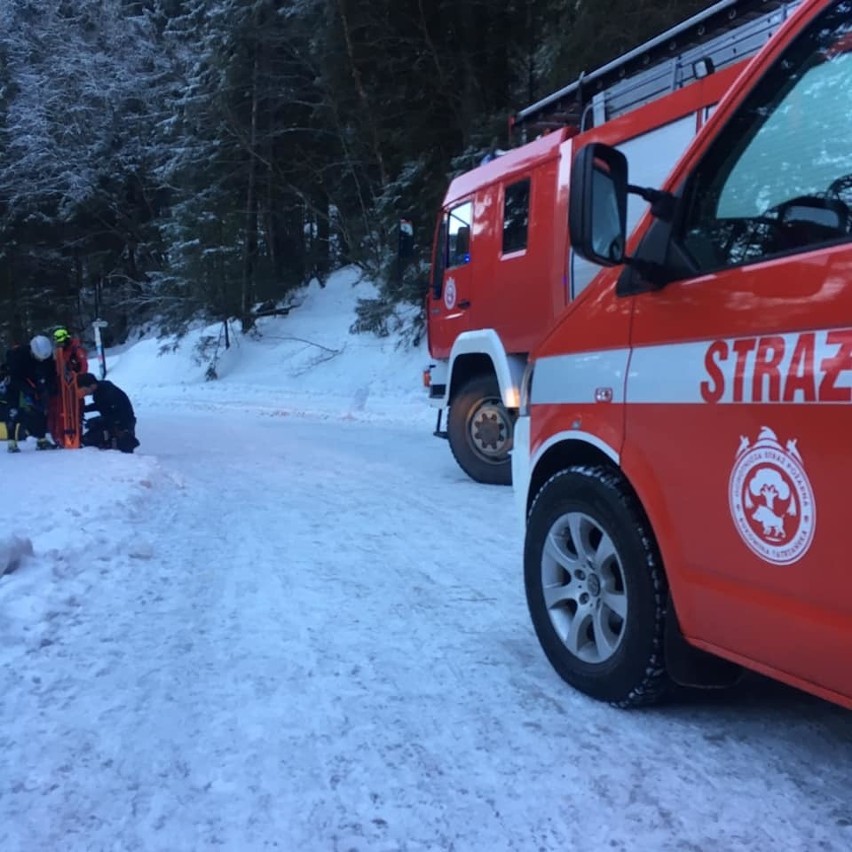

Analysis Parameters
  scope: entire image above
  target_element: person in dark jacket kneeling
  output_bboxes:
[76,373,140,454]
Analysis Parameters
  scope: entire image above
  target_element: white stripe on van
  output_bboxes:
[531,329,852,406]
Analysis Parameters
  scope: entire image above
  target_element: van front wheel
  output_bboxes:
[524,466,671,707]
[447,375,515,486]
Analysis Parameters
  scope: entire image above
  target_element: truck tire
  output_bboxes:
[524,466,671,707]
[448,375,515,486]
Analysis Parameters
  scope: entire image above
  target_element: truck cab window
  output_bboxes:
[447,201,473,267]
[680,1,852,271]
[502,179,530,254]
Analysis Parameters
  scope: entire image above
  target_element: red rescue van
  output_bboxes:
[515,0,852,708]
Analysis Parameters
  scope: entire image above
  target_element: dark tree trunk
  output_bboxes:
[241,50,261,332]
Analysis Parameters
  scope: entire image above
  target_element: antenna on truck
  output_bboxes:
[511,0,801,139]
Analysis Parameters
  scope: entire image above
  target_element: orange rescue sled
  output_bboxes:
[52,348,81,449]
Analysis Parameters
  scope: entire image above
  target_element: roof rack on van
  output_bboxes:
[511,0,801,138]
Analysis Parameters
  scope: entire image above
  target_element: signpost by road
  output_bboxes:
[92,319,109,379]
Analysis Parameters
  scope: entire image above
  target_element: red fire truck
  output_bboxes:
[515,0,852,709]
[423,0,801,486]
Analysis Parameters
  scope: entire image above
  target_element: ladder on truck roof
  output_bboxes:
[511,0,801,138]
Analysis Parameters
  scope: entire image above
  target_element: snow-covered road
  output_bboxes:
[2,406,852,851]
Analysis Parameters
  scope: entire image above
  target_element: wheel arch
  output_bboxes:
[447,330,526,409]
[526,434,622,520]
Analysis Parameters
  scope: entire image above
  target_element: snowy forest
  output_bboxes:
[0,0,709,347]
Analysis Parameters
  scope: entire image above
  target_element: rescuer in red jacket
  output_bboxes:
[50,327,89,445]
[53,327,88,375]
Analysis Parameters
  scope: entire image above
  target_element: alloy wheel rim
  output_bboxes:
[540,511,628,663]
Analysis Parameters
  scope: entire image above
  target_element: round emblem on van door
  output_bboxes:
[728,427,815,566]
[444,277,457,310]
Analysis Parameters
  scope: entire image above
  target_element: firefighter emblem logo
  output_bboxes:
[444,277,457,310]
[728,427,815,565]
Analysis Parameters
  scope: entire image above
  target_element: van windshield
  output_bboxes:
[718,52,852,218]
[681,0,852,270]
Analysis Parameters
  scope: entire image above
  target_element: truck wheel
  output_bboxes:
[524,466,671,707]
[448,375,515,486]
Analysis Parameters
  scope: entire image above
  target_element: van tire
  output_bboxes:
[524,466,671,707]
[448,375,515,486]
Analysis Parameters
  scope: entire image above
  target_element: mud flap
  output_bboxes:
[665,597,743,689]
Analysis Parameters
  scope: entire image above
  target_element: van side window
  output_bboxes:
[502,179,530,254]
[680,2,852,272]
[447,201,473,267]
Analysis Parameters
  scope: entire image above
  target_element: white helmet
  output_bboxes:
[30,335,53,361]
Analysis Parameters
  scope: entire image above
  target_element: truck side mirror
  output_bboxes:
[431,220,447,299]
[569,143,628,267]
[431,262,443,300]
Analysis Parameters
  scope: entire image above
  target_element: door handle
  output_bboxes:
[458,300,471,309]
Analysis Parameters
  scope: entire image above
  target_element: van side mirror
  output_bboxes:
[569,143,628,266]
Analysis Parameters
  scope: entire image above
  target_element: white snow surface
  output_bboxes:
[1,268,851,851]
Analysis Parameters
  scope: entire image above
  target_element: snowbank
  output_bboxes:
[113,268,431,425]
